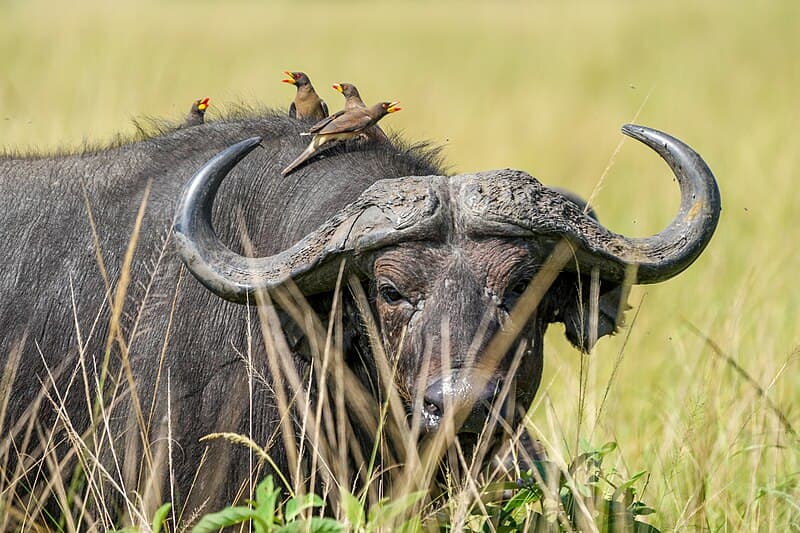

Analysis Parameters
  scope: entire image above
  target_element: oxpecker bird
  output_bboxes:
[282,71,328,121]
[332,82,390,143]
[282,101,401,176]
[332,82,367,110]
[182,97,210,128]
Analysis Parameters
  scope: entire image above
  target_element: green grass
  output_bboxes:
[1,0,798,530]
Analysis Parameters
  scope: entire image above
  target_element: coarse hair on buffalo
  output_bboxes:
[2,104,449,181]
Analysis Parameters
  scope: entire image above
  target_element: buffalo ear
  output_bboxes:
[558,280,630,353]
[544,187,629,352]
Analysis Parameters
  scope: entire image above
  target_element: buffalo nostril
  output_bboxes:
[423,381,446,418]
[422,377,508,434]
[423,401,441,417]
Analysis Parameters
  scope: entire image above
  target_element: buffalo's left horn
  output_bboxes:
[574,124,722,283]
[173,137,442,303]
[463,124,721,284]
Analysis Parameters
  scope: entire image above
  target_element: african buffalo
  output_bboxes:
[0,110,720,528]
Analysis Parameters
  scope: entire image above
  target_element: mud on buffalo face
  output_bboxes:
[372,240,549,434]
[173,125,720,445]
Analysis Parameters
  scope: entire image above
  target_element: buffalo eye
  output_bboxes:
[502,278,531,311]
[378,281,408,306]
[509,279,529,296]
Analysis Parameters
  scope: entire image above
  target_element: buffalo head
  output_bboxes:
[173,125,720,453]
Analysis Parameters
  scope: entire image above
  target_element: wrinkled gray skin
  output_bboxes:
[0,112,443,517]
[175,125,721,443]
[0,111,720,522]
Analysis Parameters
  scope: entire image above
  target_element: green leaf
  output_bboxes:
[578,437,593,453]
[152,502,172,533]
[502,486,541,514]
[256,476,277,508]
[367,491,426,527]
[254,476,279,528]
[561,489,575,517]
[310,517,345,533]
[598,441,618,456]
[276,517,344,533]
[285,493,324,522]
[614,470,647,496]
[340,489,365,529]
[191,506,261,533]
[395,515,423,533]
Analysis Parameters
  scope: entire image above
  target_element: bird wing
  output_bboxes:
[306,109,346,134]
[320,99,329,117]
[288,102,297,119]
[317,109,374,135]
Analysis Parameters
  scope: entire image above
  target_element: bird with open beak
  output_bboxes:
[282,101,401,176]
[332,82,390,143]
[182,97,210,128]
[282,71,329,121]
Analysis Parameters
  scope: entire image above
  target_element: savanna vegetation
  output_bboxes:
[1,0,797,531]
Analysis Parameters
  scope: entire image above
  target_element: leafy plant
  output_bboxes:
[110,503,172,533]
[191,479,427,533]
[471,440,660,532]
[191,476,343,533]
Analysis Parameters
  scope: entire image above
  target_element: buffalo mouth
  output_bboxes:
[417,413,546,485]
[412,376,535,476]
[418,383,517,436]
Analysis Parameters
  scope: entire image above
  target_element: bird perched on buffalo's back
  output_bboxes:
[282,101,401,176]
[332,82,390,144]
[181,97,210,128]
[282,71,328,121]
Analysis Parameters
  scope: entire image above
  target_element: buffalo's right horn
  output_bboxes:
[173,137,443,303]
[458,124,721,284]
[594,123,722,283]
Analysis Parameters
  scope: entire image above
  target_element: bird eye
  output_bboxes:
[379,282,407,305]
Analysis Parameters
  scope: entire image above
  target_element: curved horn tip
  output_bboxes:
[621,123,658,142]
[620,123,682,152]
[237,136,263,151]
[174,135,263,230]
[621,123,643,134]
[216,136,263,158]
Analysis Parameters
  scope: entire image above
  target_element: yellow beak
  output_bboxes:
[282,71,296,85]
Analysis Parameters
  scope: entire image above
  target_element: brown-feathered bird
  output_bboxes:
[282,101,401,176]
[182,97,210,127]
[332,82,390,143]
[332,82,366,110]
[282,71,328,121]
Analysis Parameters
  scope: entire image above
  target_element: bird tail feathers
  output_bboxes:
[282,143,317,176]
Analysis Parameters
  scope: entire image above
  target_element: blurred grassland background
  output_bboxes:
[1,0,798,529]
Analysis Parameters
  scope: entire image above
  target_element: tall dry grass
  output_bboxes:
[1,0,798,530]
[0,213,654,531]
